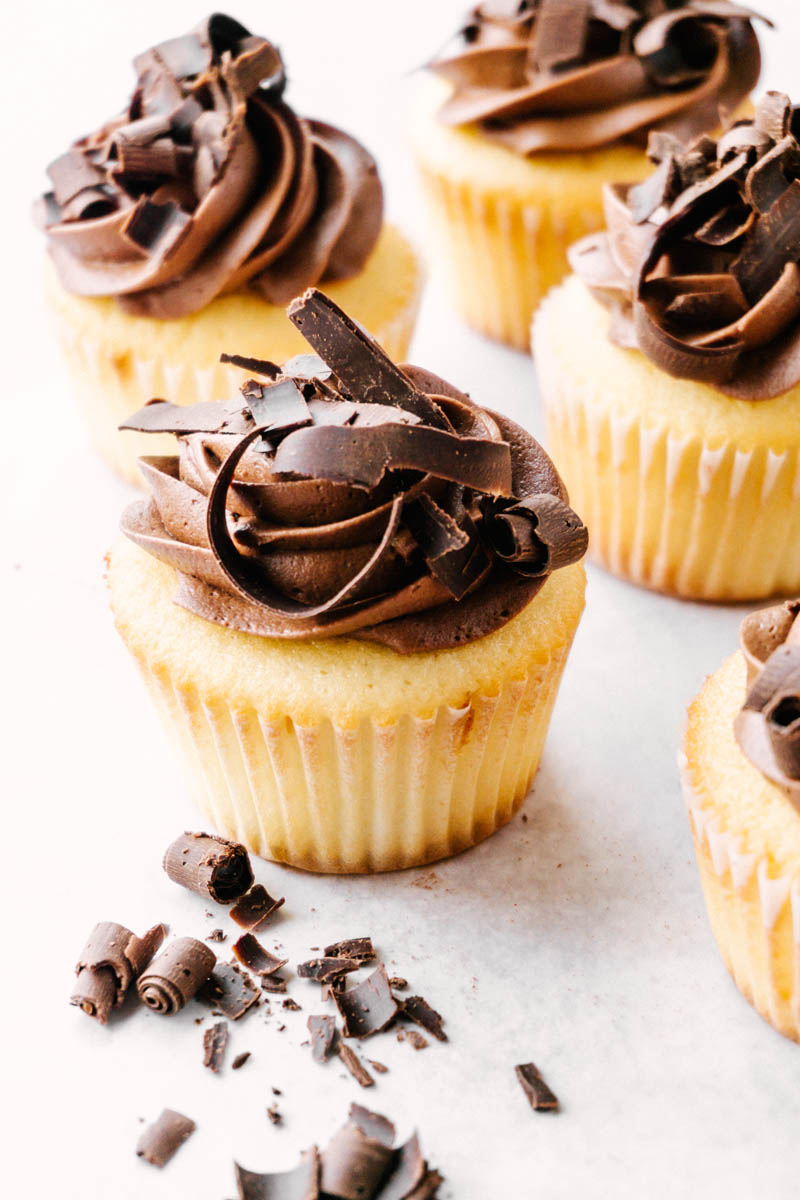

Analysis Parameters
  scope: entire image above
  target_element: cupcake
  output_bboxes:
[412,0,763,349]
[535,93,800,601]
[682,600,800,1042]
[108,288,588,873]
[35,14,423,484]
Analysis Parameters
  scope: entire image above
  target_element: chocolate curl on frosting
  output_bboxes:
[734,600,800,812]
[35,15,383,317]
[570,92,800,397]
[428,1,764,156]
[72,921,166,1023]
[120,291,587,652]
[137,937,216,1014]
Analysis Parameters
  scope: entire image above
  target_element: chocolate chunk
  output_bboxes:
[337,1043,375,1089]
[515,1062,560,1112]
[220,352,281,378]
[387,978,407,991]
[136,1108,196,1167]
[368,1060,389,1075]
[230,885,286,931]
[232,1052,251,1070]
[324,938,376,965]
[200,962,260,1020]
[334,967,398,1039]
[489,494,588,578]
[287,290,448,428]
[233,933,288,977]
[308,1014,338,1062]
[235,1148,318,1199]
[282,998,302,1011]
[163,831,253,904]
[406,1032,428,1051]
[260,973,288,994]
[137,938,216,1014]
[398,997,447,1043]
[203,1020,229,1072]
[72,921,166,1023]
[208,929,227,943]
[297,957,360,983]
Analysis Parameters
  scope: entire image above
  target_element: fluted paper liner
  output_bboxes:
[538,347,800,600]
[680,751,800,1043]
[127,640,571,874]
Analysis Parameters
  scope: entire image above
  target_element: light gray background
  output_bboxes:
[5,2,799,1196]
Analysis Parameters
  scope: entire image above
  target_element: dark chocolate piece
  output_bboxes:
[245,377,312,437]
[515,1062,560,1112]
[387,978,407,991]
[348,1104,395,1146]
[308,1014,338,1062]
[119,399,248,435]
[203,1020,229,1072]
[235,1148,318,1199]
[232,1052,251,1070]
[324,938,376,965]
[220,352,280,378]
[368,1060,388,1075]
[201,963,260,1020]
[337,1043,375,1089]
[230,885,286,931]
[136,1108,196,1167]
[282,998,302,1011]
[319,1121,395,1197]
[163,831,253,904]
[72,921,166,1023]
[297,957,360,983]
[260,974,289,994]
[266,1103,283,1126]
[379,1134,427,1200]
[398,997,447,1044]
[233,933,288,977]
[208,929,227,943]
[137,937,216,1015]
[333,967,398,1039]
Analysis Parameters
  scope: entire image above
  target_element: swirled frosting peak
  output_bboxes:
[428,1,763,155]
[735,600,800,811]
[570,93,800,398]
[119,290,588,653]
[35,14,383,318]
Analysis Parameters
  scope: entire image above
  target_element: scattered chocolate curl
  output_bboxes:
[137,1108,196,1168]
[515,1061,560,1112]
[334,966,398,1038]
[230,885,286,931]
[137,937,216,1014]
[203,1020,229,1072]
[163,831,253,903]
[72,921,166,1023]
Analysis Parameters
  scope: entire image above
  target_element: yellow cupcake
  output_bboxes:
[412,3,761,349]
[682,604,800,1043]
[36,15,422,485]
[108,289,588,873]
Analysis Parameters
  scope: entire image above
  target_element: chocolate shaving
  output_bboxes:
[203,1020,229,1072]
[136,1109,196,1167]
[387,978,407,991]
[324,938,376,965]
[200,962,260,1020]
[531,0,590,73]
[298,957,360,983]
[137,937,216,1014]
[488,494,588,578]
[245,378,312,437]
[319,1121,395,1197]
[230,885,286,931]
[235,1148,318,1200]
[266,1103,283,1126]
[234,933,288,977]
[220,353,281,378]
[368,1060,389,1075]
[72,921,166,1023]
[406,1032,428,1051]
[337,1043,375,1089]
[120,399,248,435]
[260,974,289,994]
[515,1062,560,1112]
[398,997,447,1043]
[334,966,398,1039]
[308,1014,339,1062]
[163,831,253,904]
[232,1051,251,1070]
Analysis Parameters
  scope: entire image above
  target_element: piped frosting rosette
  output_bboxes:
[119,289,588,654]
[736,599,800,810]
[570,92,800,398]
[429,0,763,154]
[35,14,383,318]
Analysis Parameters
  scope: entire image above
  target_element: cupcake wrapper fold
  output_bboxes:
[681,753,800,1043]
[417,165,603,350]
[132,643,572,874]
[540,361,800,600]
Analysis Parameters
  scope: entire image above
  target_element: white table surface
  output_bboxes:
[6,2,800,1196]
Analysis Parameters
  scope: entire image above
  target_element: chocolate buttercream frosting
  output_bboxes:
[735,599,800,812]
[428,1,763,155]
[35,14,382,317]
[119,290,587,653]
[570,92,800,398]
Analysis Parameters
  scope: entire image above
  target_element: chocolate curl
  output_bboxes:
[319,1123,395,1199]
[137,937,216,1014]
[739,600,800,685]
[334,966,398,1038]
[324,937,376,965]
[136,1109,196,1168]
[488,494,588,578]
[163,831,254,904]
[230,884,285,931]
[235,1148,320,1200]
[72,921,166,1023]
[744,644,800,778]
[120,399,250,435]
[298,956,360,983]
[233,933,287,977]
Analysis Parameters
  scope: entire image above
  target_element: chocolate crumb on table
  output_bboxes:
[163,832,253,904]
[202,1021,229,1072]
[406,1030,429,1051]
[230,884,285,931]
[337,1043,375,1088]
[515,1062,560,1112]
[137,938,216,1015]
[231,1052,251,1070]
[266,1103,282,1125]
[136,1109,196,1168]
[71,921,166,1024]
[207,929,227,943]
[368,1060,389,1074]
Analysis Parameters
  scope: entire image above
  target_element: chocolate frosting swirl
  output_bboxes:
[34,14,383,319]
[570,93,800,399]
[119,290,588,653]
[428,1,763,155]
[735,600,800,812]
